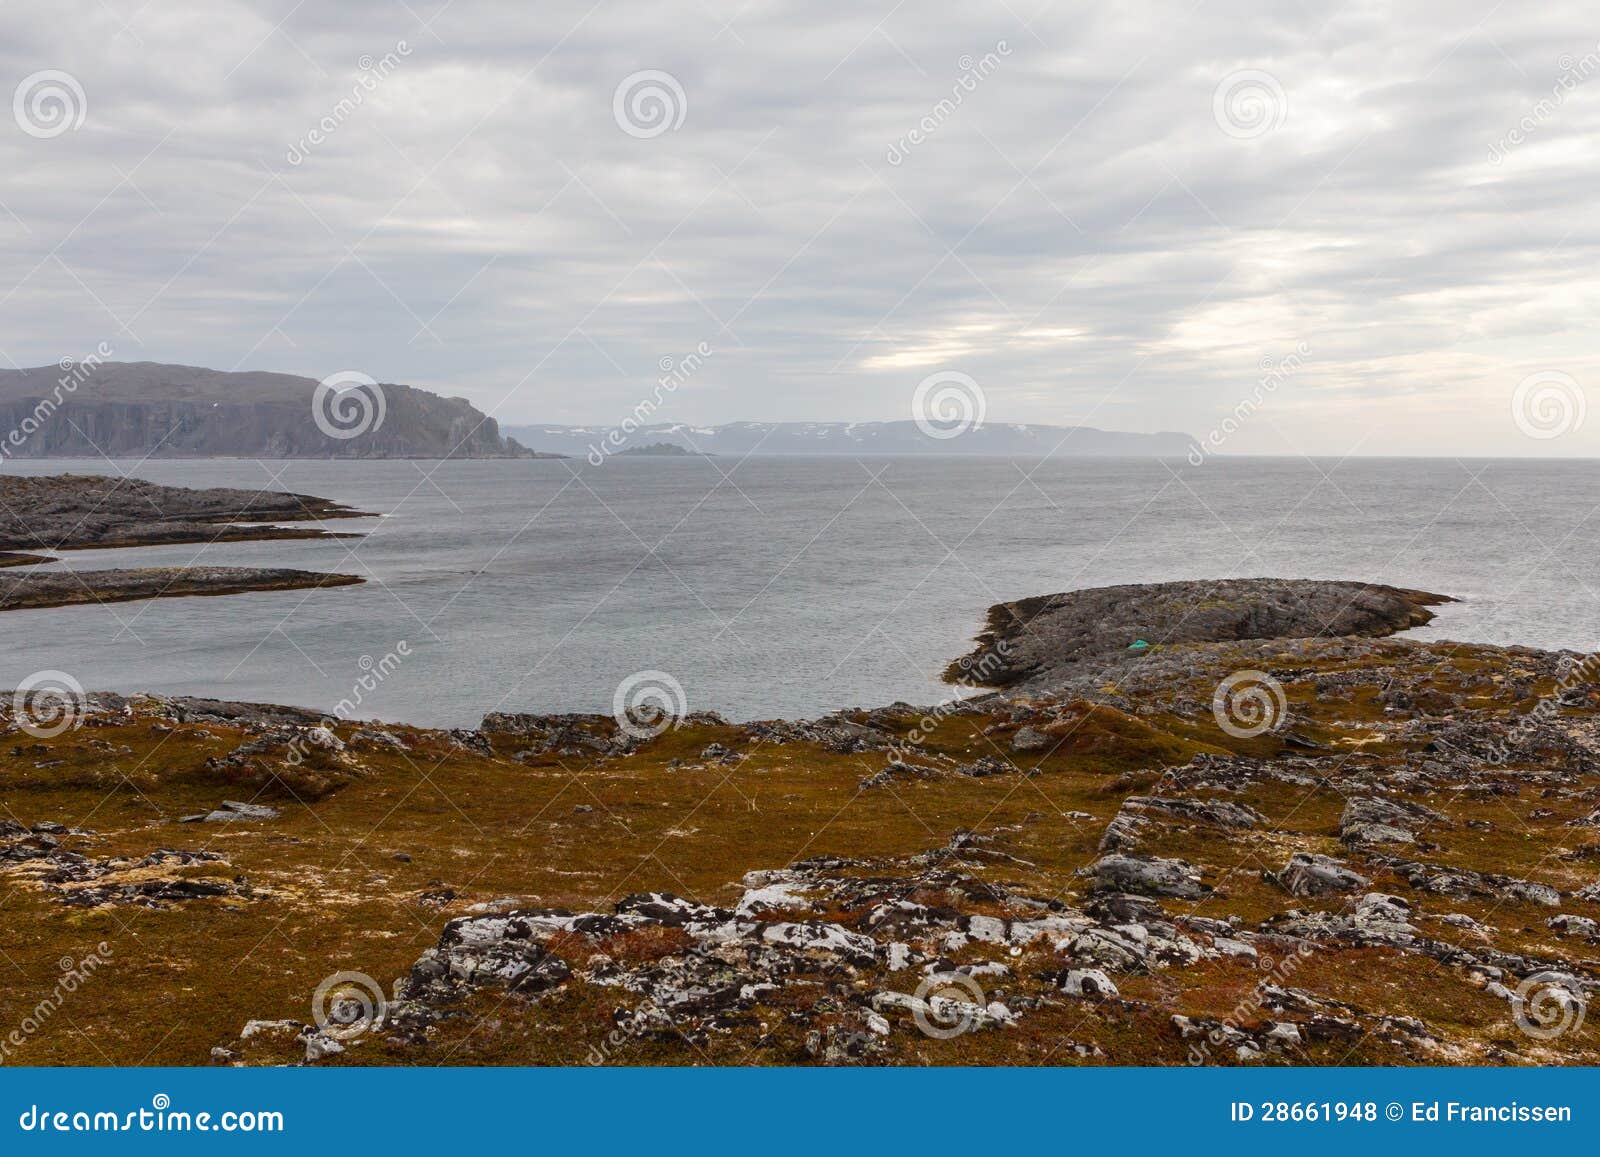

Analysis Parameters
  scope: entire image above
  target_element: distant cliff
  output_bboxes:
[504,420,1197,458]
[0,362,546,459]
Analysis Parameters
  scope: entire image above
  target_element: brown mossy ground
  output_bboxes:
[2,635,1598,1066]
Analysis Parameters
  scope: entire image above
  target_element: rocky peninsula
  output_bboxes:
[0,474,367,609]
[0,566,363,611]
[2,578,1597,1067]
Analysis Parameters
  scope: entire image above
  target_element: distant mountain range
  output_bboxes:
[504,420,1196,459]
[0,362,536,459]
[0,361,1195,461]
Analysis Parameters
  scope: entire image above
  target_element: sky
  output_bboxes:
[0,0,1597,455]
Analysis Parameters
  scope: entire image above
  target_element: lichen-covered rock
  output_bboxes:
[1081,853,1210,899]
[1267,853,1369,897]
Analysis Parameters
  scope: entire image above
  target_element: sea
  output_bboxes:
[2,456,1596,728]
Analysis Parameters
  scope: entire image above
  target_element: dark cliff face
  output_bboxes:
[0,362,536,459]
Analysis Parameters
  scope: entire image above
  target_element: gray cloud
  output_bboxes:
[1,0,1597,454]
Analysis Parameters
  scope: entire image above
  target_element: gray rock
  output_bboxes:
[1082,853,1210,899]
[179,800,281,823]
[1010,727,1050,752]
[1267,853,1369,896]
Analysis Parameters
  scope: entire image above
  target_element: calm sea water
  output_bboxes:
[2,456,1596,727]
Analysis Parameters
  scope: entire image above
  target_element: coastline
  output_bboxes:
[3,577,1597,1067]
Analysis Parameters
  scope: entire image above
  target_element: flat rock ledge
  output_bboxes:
[0,566,363,612]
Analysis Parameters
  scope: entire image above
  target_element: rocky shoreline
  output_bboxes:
[2,578,1598,1067]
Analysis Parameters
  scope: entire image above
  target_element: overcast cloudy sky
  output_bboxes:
[0,1,1597,455]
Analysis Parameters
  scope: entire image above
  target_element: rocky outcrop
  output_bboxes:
[948,578,1451,689]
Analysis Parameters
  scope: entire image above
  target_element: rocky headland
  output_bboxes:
[2,578,1598,1067]
[0,361,548,459]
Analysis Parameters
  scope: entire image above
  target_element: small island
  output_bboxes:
[616,442,712,457]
